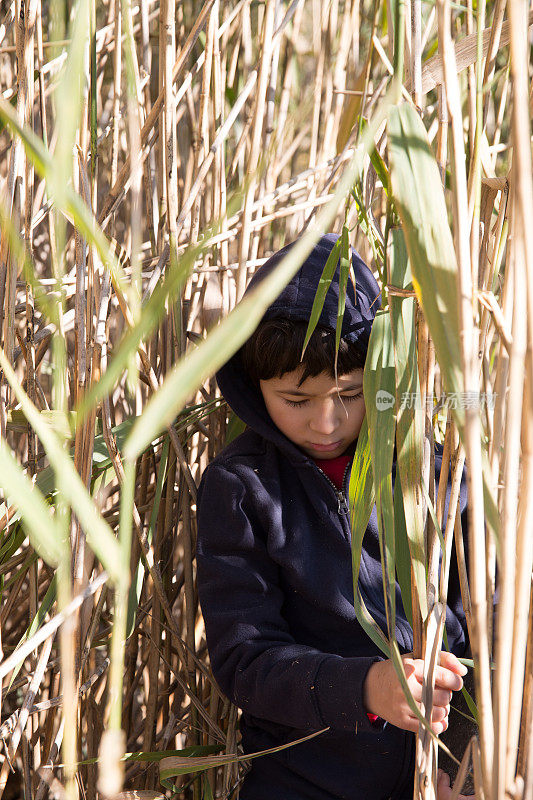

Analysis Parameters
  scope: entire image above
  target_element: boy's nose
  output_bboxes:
[309,400,339,435]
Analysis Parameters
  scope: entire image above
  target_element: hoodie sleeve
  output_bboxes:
[196,463,381,733]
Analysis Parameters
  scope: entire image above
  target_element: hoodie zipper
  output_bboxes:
[315,461,351,516]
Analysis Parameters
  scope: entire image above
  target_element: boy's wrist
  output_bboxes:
[362,660,383,717]
[313,655,383,731]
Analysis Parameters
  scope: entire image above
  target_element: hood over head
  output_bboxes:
[216,233,381,459]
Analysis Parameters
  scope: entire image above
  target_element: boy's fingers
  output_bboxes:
[434,666,464,691]
[403,657,421,680]
[409,685,423,703]
[438,769,475,799]
[404,715,422,733]
[410,687,450,709]
[413,658,464,689]
[431,704,450,723]
[439,651,468,676]
[409,686,451,712]
[405,704,450,732]
[437,769,451,788]
[432,717,448,734]
[437,770,452,799]
[432,688,453,707]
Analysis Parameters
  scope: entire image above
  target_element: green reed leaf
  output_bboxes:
[54,0,90,191]
[126,438,169,638]
[7,409,76,440]
[388,102,499,544]
[0,350,123,584]
[364,310,397,636]
[225,410,246,445]
[7,575,57,689]
[360,118,390,192]
[334,225,351,374]
[126,746,223,763]
[0,419,134,533]
[0,95,129,309]
[203,774,215,800]
[76,239,202,420]
[159,729,327,779]
[349,420,465,761]
[350,182,385,276]
[0,198,59,327]
[460,683,479,724]
[301,237,341,357]
[0,525,26,563]
[393,472,413,628]
[387,227,427,621]
[388,104,463,416]
[348,418,390,656]
[1,552,38,593]
[0,441,64,567]
[70,744,224,767]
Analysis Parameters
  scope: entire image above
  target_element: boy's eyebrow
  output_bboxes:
[278,382,364,396]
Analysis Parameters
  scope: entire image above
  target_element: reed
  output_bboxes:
[0,1,531,799]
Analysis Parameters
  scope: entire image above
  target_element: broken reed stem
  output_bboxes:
[162,0,178,252]
[236,0,275,298]
[410,0,422,108]
[23,4,41,779]
[73,154,92,654]
[493,207,527,798]
[57,556,78,800]
[111,0,122,187]
[319,2,337,162]
[309,4,326,172]
[191,0,215,244]
[506,357,533,787]
[436,0,494,794]
[467,0,485,298]
[507,0,533,393]
[519,594,533,798]
[504,0,533,789]
[211,0,229,296]
[252,0,281,261]
[481,0,506,128]
[98,0,216,228]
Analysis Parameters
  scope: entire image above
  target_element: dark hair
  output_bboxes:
[240,318,366,386]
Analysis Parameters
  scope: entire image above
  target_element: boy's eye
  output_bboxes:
[282,392,362,408]
[341,391,363,402]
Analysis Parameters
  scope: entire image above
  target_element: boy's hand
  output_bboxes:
[437,768,475,798]
[363,651,467,734]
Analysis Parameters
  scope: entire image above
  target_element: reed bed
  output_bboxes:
[0,0,531,799]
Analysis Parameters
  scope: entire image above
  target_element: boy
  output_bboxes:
[196,234,470,800]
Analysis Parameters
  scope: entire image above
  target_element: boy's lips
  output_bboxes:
[308,440,343,452]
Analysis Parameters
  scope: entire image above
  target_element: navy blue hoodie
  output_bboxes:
[196,234,468,800]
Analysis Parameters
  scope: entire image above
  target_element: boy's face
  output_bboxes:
[260,368,365,460]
